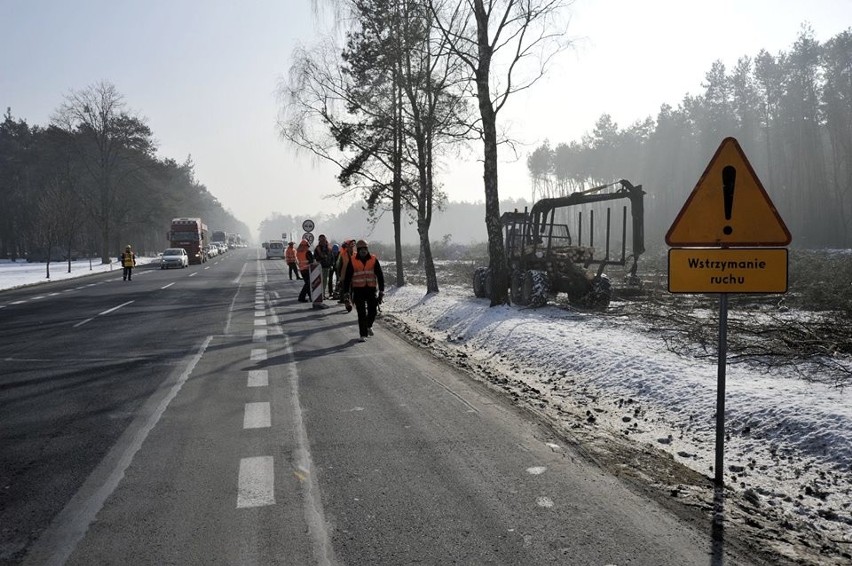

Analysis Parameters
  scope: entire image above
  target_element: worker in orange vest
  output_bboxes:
[284,241,299,280]
[296,240,314,302]
[342,239,384,342]
[335,239,354,303]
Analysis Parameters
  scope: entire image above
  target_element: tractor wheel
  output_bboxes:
[472,267,487,298]
[510,269,525,304]
[584,274,612,308]
[522,270,550,307]
[483,268,494,299]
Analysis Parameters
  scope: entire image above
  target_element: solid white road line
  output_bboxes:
[247,370,268,388]
[283,334,336,565]
[23,336,213,566]
[237,456,275,508]
[243,402,271,429]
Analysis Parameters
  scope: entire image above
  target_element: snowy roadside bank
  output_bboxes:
[0,257,159,291]
[381,284,852,562]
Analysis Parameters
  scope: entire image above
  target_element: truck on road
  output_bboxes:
[168,218,208,264]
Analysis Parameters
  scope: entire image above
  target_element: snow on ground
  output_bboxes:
[2,258,850,562]
[0,257,159,289]
[379,284,852,558]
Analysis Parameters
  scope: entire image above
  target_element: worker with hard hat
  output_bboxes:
[120,245,137,281]
[342,239,385,342]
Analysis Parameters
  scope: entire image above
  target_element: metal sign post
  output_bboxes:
[715,293,728,487]
[666,137,791,489]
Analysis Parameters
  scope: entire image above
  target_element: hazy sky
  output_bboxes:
[3,0,851,238]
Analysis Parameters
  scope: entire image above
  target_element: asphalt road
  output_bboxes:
[1,250,757,565]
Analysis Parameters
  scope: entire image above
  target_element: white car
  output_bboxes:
[266,240,286,259]
[160,248,189,269]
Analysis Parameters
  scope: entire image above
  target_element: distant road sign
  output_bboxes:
[668,248,788,293]
[302,219,315,233]
[302,232,314,245]
[666,137,791,247]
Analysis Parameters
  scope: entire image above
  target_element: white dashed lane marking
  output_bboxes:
[243,402,271,429]
[252,329,267,343]
[237,456,275,508]
[247,370,268,388]
[251,349,267,361]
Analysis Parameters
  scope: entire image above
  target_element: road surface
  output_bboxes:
[0,249,758,565]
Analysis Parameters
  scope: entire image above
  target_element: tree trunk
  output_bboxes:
[474,0,508,306]
[393,76,405,287]
[418,219,439,294]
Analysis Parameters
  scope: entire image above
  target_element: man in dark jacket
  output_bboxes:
[342,239,384,342]
[314,234,332,298]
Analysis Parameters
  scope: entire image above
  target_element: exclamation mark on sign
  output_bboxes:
[722,165,736,235]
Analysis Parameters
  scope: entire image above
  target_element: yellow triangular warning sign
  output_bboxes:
[665,137,791,247]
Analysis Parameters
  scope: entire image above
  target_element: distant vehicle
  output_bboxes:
[205,245,217,258]
[266,240,285,260]
[160,248,189,269]
[211,230,228,246]
[168,218,208,264]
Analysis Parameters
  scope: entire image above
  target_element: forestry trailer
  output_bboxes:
[473,179,645,308]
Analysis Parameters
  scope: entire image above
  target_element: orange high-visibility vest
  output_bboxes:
[339,248,351,274]
[296,248,309,270]
[350,256,377,288]
[285,246,297,263]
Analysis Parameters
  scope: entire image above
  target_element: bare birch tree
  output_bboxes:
[52,81,154,263]
[429,0,570,305]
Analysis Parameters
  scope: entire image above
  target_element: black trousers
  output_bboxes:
[288,262,300,280]
[298,269,311,300]
[352,287,378,337]
[123,266,133,280]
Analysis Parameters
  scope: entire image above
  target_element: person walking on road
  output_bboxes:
[335,239,354,303]
[314,234,333,298]
[296,239,314,302]
[120,245,137,281]
[342,239,384,342]
[285,241,300,280]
